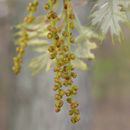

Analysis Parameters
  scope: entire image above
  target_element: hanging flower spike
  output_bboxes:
[12,0,39,74]
[46,0,80,123]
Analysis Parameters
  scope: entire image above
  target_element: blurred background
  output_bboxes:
[0,0,130,130]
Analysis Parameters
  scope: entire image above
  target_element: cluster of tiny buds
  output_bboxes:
[45,0,80,124]
[12,30,28,74]
[12,0,80,124]
[13,0,39,74]
[24,0,39,23]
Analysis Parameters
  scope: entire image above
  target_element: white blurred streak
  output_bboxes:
[100,2,108,9]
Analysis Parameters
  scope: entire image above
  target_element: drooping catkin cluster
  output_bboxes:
[12,30,28,74]
[45,0,80,124]
[13,0,80,124]
[12,0,38,74]
[24,0,38,23]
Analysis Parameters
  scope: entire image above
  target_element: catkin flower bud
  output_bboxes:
[47,32,53,39]
[55,94,61,100]
[65,90,71,96]
[55,108,61,113]
[52,85,58,91]
[44,3,50,10]
[68,110,73,115]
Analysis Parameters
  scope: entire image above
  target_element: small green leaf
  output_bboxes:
[28,53,51,76]
[27,39,50,46]
[75,31,98,60]
[72,58,88,71]
[33,46,49,53]
[45,59,55,72]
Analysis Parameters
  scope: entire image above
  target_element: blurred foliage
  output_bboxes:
[91,0,130,43]
[92,31,130,100]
